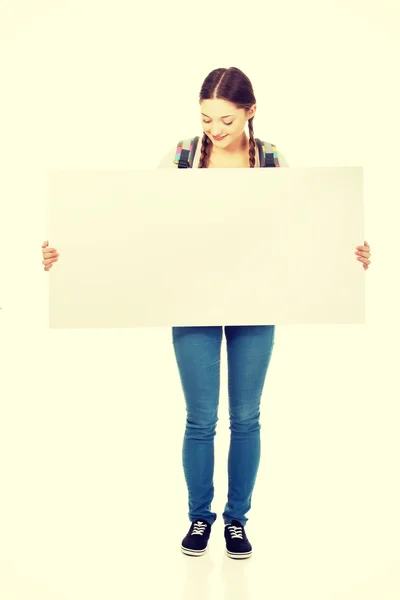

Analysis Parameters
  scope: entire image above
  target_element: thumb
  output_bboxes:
[42,240,49,248]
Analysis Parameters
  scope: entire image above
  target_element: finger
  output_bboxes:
[42,253,59,262]
[42,255,57,262]
[42,250,58,258]
[355,251,370,258]
[42,257,58,265]
[357,257,371,265]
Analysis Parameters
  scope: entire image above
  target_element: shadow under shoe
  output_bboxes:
[224,520,252,559]
[181,520,212,557]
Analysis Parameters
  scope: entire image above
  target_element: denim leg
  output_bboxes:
[172,326,223,525]
[223,325,275,526]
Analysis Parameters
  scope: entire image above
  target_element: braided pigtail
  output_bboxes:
[248,117,256,168]
[198,132,211,168]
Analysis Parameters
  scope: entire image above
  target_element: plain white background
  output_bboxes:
[0,1,399,599]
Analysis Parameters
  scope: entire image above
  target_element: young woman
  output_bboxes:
[41,67,372,560]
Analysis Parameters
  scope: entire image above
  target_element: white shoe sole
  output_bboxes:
[226,549,252,559]
[181,545,207,557]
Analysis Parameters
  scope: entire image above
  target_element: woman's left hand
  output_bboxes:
[355,241,371,270]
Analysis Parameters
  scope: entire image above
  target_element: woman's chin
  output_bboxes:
[211,135,229,146]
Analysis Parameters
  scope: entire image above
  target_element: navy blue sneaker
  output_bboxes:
[181,520,212,557]
[224,520,252,559]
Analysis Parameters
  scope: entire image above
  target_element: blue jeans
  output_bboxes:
[172,325,275,527]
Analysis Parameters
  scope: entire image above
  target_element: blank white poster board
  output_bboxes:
[47,167,364,328]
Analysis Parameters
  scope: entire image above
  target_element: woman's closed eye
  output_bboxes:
[202,119,233,126]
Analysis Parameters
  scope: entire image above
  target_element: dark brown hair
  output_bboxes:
[198,67,257,169]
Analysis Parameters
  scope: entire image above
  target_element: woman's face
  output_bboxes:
[200,98,256,148]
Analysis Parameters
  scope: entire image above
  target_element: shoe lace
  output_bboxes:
[192,521,207,536]
[228,525,243,539]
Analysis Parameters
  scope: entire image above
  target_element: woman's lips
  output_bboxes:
[213,135,227,141]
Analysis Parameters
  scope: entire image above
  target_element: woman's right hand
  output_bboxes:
[42,240,59,271]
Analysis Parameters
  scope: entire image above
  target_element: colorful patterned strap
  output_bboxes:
[174,137,200,168]
[256,139,280,167]
[174,137,280,167]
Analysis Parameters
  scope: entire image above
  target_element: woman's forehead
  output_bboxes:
[200,98,239,117]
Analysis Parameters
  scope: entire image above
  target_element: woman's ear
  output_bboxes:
[247,104,257,120]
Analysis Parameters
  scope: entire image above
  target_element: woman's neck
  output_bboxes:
[208,132,252,168]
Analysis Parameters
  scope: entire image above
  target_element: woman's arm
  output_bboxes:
[157,147,177,169]
[278,151,289,167]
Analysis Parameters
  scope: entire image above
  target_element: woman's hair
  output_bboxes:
[198,67,257,169]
